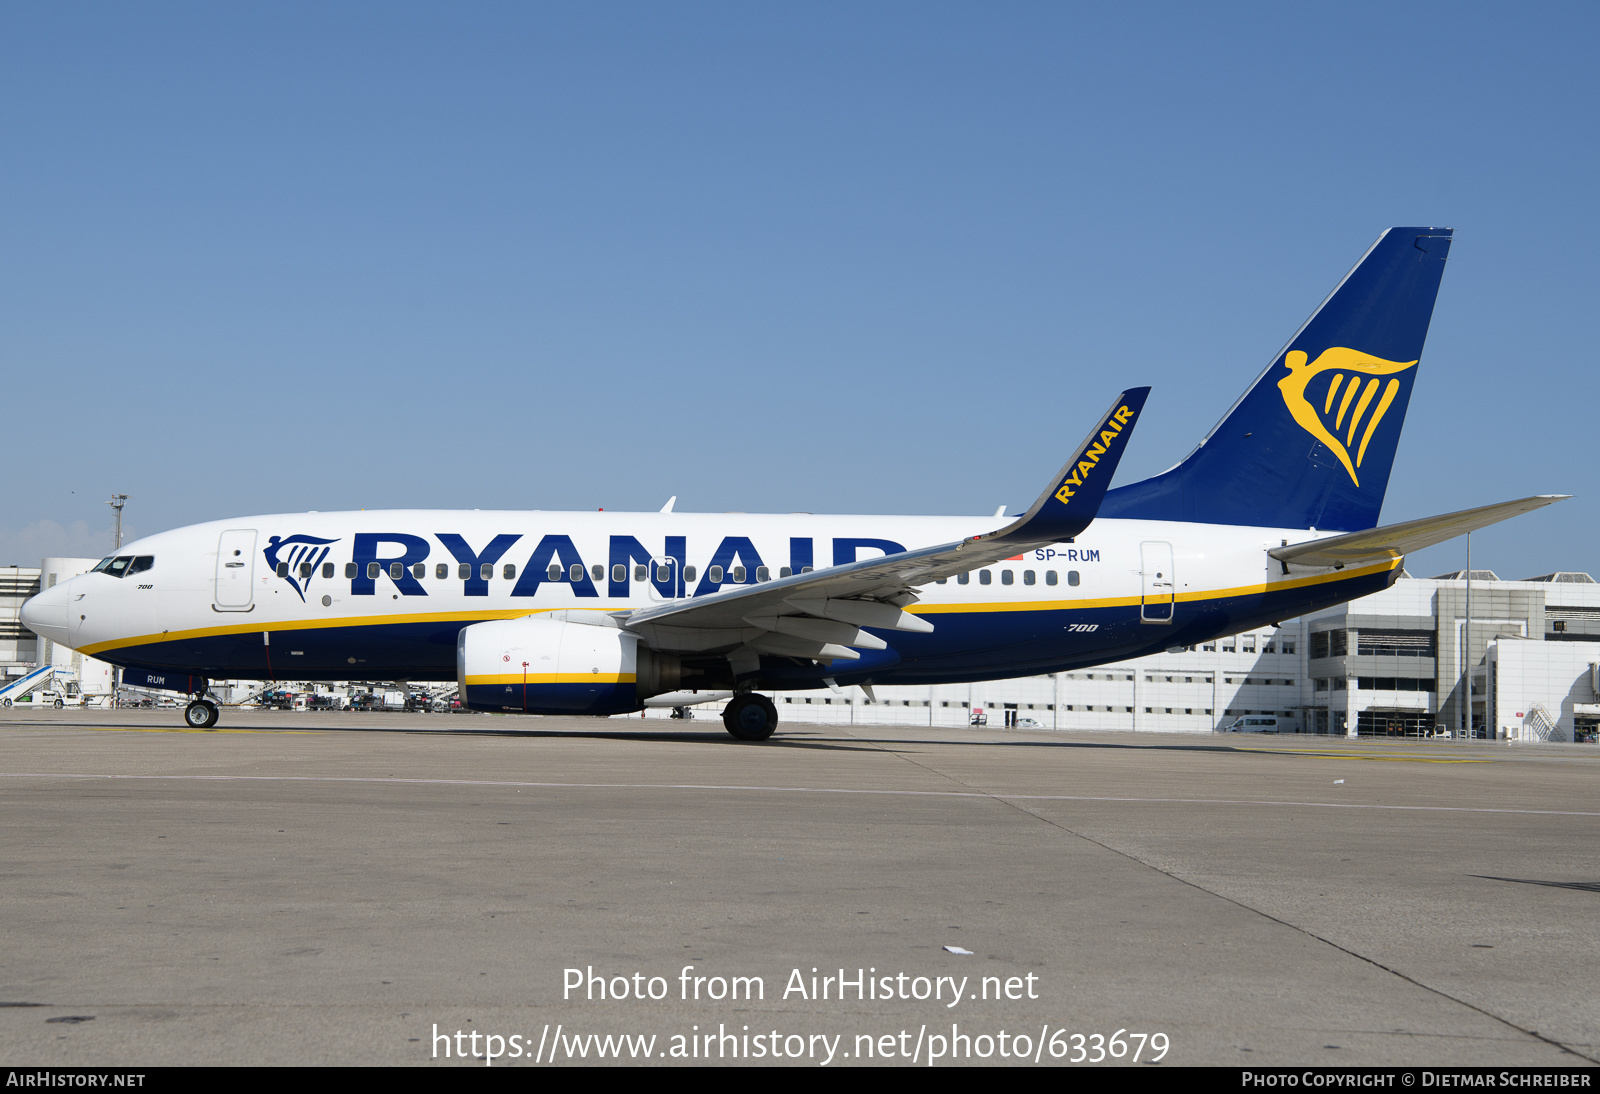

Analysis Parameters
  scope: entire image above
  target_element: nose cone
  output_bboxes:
[20,582,70,646]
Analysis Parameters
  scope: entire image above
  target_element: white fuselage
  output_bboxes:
[31,509,1392,690]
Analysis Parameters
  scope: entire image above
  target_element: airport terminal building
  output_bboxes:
[1,559,115,705]
[686,571,1600,742]
[4,559,1597,741]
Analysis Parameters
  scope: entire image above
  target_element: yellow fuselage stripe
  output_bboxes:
[465,674,635,686]
[79,607,558,657]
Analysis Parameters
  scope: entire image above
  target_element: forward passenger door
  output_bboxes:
[214,529,257,611]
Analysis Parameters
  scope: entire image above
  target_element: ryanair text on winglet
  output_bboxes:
[1054,404,1137,505]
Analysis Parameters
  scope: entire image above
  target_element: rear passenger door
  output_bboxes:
[1140,541,1175,623]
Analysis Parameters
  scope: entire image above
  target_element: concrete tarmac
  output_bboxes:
[0,707,1596,1067]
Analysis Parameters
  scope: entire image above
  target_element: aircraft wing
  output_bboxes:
[623,389,1148,664]
[1268,495,1570,569]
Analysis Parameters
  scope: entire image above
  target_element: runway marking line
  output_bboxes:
[11,726,314,736]
[0,772,1593,817]
[1235,748,1487,764]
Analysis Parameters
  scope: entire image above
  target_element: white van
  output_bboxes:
[1224,716,1280,734]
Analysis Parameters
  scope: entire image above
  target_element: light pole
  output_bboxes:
[108,494,129,550]
[1461,532,1472,741]
[106,493,130,709]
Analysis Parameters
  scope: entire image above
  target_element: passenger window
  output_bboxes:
[324,563,335,579]
[801,566,813,573]
[635,565,648,581]
[346,563,357,579]
[780,567,792,578]
[548,564,562,580]
[389,562,404,580]
[505,564,517,580]
[591,564,604,581]
[276,562,289,578]
[1068,570,1080,586]
[683,566,697,582]
[412,563,426,580]
[1045,570,1057,586]
[732,565,746,582]
[936,578,947,584]
[612,564,626,583]
[478,563,492,581]
[569,563,583,582]
[709,565,724,582]
[957,573,969,585]
[435,563,447,579]
[756,566,769,582]
[128,556,155,576]
[979,570,992,585]
[1001,570,1014,585]
[1023,570,1035,585]
[299,563,312,579]
[367,562,380,579]
[657,561,676,584]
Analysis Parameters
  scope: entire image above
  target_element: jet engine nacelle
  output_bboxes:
[456,614,679,715]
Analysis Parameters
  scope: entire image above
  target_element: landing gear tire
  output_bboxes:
[185,700,219,730]
[723,694,777,741]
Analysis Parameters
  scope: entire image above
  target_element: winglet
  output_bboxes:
[979,387,1150,547]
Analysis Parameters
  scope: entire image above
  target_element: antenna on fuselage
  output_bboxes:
[108,494,129,549]
[660,496,677,513]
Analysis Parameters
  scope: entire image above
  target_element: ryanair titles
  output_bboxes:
[1055,403,1137,506]
[263,533,1101,600]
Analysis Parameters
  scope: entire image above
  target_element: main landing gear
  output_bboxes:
[722,693,778,741]
[185,699,219,730]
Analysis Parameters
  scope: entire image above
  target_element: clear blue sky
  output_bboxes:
[3,2,1595,581]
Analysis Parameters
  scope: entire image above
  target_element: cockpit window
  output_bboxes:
[91,557,115,573]
[127,556,154,576]
[105,556,134,578]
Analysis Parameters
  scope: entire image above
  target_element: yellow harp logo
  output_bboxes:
[1277,347,1417,487]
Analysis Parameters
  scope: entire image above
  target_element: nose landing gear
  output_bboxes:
[184,699,219,730]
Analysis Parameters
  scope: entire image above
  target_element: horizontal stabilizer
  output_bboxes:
[1269,495,1570,568]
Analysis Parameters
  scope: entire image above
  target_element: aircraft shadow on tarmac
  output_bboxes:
[18,713,1263,756]
[348,722,1253,756]
[9,710,1427,761]
[1473,876,1600,894]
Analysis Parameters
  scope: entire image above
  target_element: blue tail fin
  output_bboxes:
[1100,227,1452,531]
